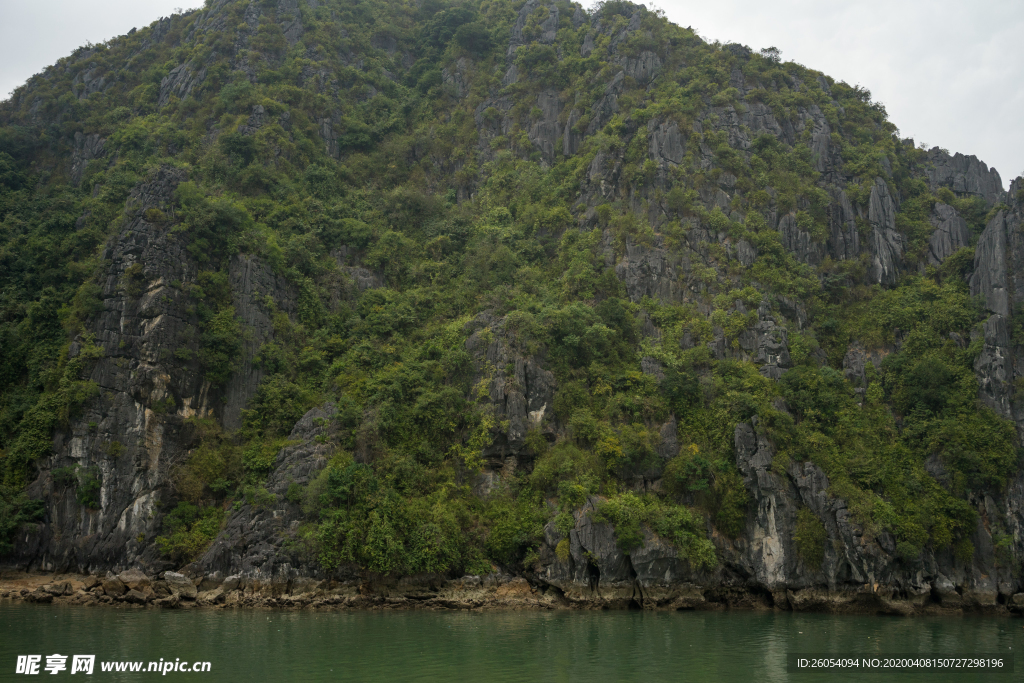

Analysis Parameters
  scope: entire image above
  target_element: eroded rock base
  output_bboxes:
[3,570,1022,616]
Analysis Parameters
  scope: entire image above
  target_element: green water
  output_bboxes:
[1,603,1020,682]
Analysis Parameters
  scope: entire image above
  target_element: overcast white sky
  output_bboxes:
[1,0,1021,184]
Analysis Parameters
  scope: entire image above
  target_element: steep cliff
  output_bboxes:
[1,0,1022,613]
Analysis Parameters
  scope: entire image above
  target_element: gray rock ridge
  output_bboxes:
[927,202,970,265]
[531,416,1020,612]
[970,209,1011,317]
[778,212,825,266]
[10,167,201,574]
[191,404,344,582]
[925,147,1004,207]
[7,167,300,576]
[867,178,904,285]
[969,191,1024,426]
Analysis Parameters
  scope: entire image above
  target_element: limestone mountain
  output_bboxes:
[1,0,1022,612]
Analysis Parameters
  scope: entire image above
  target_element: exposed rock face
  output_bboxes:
[527,89,562,165]
[563,108,583,157]
[464,314,556,465]
[738,304,792,379]
[72,66,110,101]
[969,192,1024,425]
[277,0,304,47]
[70,132,105,185]
[192,405,340,582]
[317,116,340,159]
[508,0,556,56]
[237,105,269,136]
[619,51,661,85]
[586,71,625,136]
[539,497,667,608]
[867,178,904,285]
[531,414,1021,613]
[6,167,298,576]
[926,147,1004,207]
[778,213,825,266]
[615,234,685,303]
[221,254,296,431]
[7,0,1024,616]
[441,57,471,99]
[10,167,199,574]
[826,188,860,261]
[971,209,1011,317]
[159,61,207,108]
[927,202,970,265]
[842,343,886,387]
[648,120,685,166]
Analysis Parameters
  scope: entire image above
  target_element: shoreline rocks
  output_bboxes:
[2,569,1022,616]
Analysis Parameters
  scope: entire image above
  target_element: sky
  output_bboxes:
[0,0,1020,185]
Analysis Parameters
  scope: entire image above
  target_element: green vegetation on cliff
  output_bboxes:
[0,0,1019,577]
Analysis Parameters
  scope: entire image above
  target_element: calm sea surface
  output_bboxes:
[1,602,1021,682]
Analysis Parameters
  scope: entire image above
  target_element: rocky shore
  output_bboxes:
[3,569,1023,616]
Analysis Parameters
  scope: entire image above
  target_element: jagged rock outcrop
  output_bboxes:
[193,404,341,582]
[970,208,1017,318]
[10,168,201,573]
[867,178,904,285]
[738,304,792,379]
[926,147,1004,207]
[778,212,825,266]
[6,0,1024,616]
[927,202,971,265]
[648,120,685,167]
[464,313,556,467]
[6,166,299,575]
[159,61,207,108]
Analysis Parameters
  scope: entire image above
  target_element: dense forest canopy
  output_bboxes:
[0,0,1020,582]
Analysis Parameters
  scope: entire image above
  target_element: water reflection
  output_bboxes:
[1,603,1019,682]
